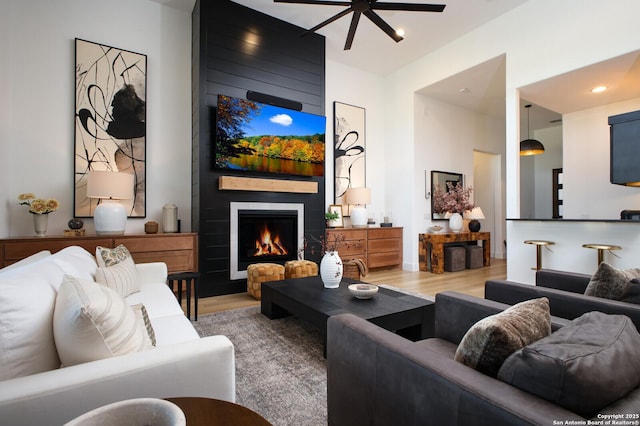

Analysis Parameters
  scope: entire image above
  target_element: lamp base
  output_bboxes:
[350,206,368,228]
[94,200,127,235]
[468,219,481,232]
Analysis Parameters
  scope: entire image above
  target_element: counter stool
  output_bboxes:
[247,263,285,300]
[582,243,622,267]
[167,272,200,321]
[524,240,555,270]
[284,259,318,279]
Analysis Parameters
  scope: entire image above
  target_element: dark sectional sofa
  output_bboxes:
[326,291,593,426]
[485,269,640,329]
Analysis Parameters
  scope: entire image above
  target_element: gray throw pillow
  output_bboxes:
[584,262,640,303]
[454,297,551,377]
[498,312,640,418]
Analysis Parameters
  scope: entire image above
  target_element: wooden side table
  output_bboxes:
[166,397,271,426]
[419,232,490,274]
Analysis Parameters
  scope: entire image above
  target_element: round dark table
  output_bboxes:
[166,397,271,426]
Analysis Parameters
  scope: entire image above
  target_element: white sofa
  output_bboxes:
[0,246,235,426]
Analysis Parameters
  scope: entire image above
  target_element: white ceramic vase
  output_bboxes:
[320,251,343,289]
[448,212,463,233]
[33,214,48,237]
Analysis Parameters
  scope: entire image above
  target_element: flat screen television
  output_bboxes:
[215,94,326,177]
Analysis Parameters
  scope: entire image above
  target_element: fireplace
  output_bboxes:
[230,202,304,279]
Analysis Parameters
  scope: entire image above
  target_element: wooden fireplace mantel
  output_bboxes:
[218,176,318,194]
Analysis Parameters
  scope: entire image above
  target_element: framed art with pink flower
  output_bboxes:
[74,38,147,218]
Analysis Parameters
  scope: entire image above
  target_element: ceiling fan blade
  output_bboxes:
[371,3,446,12]
[274,0,352,6]
[363,9,403,43]
[304,6,354,35]
[344,11,362,50]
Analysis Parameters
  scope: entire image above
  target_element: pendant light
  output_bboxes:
[520,104,545,156]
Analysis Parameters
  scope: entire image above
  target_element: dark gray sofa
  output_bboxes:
[326,291,594,426]
[485,269,640,329]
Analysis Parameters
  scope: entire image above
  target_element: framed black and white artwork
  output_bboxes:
[333,101,366,216]
[74,38,147,218]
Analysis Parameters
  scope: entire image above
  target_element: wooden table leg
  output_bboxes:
[483,238,491,267]
[431,242,444,274]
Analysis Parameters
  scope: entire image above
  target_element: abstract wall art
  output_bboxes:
[74,38,147,218]
[333,101,366,216]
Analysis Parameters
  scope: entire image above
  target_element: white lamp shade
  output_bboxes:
[346,187,371,205]
[463,207,485,220]
[86,171,134,200]
[94,199,127,235]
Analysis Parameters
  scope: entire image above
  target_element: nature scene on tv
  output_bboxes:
[215,95,326,177]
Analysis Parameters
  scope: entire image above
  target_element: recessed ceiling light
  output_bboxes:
[591,86,607,93]
[458,87,470,94]
[395,28,405,37]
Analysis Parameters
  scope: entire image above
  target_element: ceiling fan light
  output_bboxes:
[520,139,545,156]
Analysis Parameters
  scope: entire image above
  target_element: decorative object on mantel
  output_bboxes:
[86,171,134,236]
[64,218,86,237]
[346,187,371,227]
[326,205,343,228]
[464,207,485,232]
[433,181,474,233]
[334,102,366,215]
[18,193,60,237]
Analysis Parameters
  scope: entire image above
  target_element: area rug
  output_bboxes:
[193,306,326,426]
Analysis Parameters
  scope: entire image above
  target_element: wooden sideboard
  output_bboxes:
[418,232,490,274]
[326,227,403,269]
[0,233,198,273]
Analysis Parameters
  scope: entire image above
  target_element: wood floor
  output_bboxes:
[195,258,506,315]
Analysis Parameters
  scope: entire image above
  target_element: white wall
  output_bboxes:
[325,59,387,225]
[0,0,192,237]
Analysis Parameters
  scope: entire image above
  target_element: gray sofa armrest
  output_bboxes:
[327,307,583,425]
[536,269,591,293]
[485,279,640,330]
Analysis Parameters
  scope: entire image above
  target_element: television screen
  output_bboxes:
[215,94,326,177]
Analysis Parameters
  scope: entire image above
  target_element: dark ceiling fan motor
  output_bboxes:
[274,0,446,50]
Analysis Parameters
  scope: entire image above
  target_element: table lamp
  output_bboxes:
[464,207,485,232]
[87,171,134,235]
[346,187,371,228]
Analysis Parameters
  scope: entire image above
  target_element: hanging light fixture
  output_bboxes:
[520,104,545,156]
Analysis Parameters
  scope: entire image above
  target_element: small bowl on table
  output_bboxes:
[348,283,379,300]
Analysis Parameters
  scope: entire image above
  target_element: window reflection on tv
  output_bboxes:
[215,94,326,177]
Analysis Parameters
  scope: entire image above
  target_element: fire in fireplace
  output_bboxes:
[237,210,298,268]
[230,202,304,280]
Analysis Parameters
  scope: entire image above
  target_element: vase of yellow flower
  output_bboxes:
[18,193,60,237]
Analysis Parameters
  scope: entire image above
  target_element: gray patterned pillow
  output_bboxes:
[96,244,133,267]
[584,262,640,303]
[454,297,551,377]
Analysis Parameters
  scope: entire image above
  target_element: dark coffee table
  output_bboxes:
[261,276,434,355]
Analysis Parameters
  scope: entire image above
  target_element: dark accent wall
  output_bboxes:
[192,0,326,297]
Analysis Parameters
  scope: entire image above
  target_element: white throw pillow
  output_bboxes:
[53,275,153,367]
[0,257,65,380]
[51,246,98,281]
[95,257,140,297]
[95,244,133,267]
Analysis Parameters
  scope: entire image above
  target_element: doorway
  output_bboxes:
[473,151,504,259]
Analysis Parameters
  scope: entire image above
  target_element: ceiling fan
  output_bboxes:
[274,0,446,50]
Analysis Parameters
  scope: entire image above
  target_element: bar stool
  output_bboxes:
[524,240,555,270]
[582,243,622,267]
[167,272,200,321]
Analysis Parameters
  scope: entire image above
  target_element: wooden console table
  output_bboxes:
[419,232,490,274]
[0,233,198,273]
